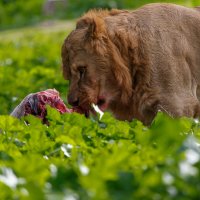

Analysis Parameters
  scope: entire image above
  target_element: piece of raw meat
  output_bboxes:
[11,89,72,123]
[11,89,101,123]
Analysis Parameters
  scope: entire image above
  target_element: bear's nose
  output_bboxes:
[68,94,79,107]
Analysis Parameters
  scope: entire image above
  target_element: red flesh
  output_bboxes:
[24,89,91,123]
[24,89,72,122]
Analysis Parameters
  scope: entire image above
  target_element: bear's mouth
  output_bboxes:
[97,96,108,112]
[72,96,107,118]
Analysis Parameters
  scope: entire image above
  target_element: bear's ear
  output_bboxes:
[76,16,105,39]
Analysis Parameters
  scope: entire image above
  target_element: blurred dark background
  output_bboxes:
[1,0,200,30]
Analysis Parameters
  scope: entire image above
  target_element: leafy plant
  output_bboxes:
[0,109,200,199]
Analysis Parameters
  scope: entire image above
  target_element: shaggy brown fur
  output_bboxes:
[61,3,200,125]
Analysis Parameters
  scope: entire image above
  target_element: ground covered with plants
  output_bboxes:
[0,109,200,199]
[0,22,200,199]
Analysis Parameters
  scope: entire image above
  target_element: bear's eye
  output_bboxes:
[78,66,86,79]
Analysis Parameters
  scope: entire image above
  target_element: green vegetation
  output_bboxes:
[0,108,200,199]
[0,0,44,30]
[1,0,200,30]
[0,22,74,114]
